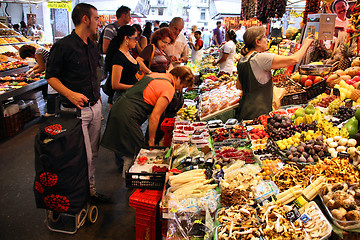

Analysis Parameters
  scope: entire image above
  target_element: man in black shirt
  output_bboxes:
[46,3,109,202]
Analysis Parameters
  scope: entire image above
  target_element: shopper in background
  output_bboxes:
[202,28,212,49]
[143,22,153,44]
[13,24,20,34]
[18,45,56,117]
[212,21,224,47]
[159,22,169,28]
[331,0,350,34]
[46,3,110,202]
[153,20,160,31]
[36,25,45,42]
[235,26,314,120]
[20,21,27,37]
[188,30,203,63]
[130,24,148,59]
[189,25,197,42]
[105,25,140,174]
[100,5,131,107]
[101,5,131,54]
[137,27,174,74]
[27,24,36,37]
[165,17,189,67]
[213,29,237,74]
[101,66,194,175]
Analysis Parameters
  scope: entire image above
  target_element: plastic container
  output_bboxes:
[299,201,332,239]
[192,121,207,130]
[183,125,195,135]
[129,189,163,240]
[319,194,360,230]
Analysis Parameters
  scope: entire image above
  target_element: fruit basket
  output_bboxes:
[299,64,333,76]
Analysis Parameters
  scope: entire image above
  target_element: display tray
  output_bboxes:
[319,193,360,230]
[0,65,29,77]
[200,103,239,121]
[299,64,333,76]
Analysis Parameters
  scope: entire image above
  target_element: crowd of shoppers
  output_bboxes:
[37,2,242,201]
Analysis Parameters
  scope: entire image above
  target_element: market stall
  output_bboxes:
[0,23,47,137]
[125,0,360,236]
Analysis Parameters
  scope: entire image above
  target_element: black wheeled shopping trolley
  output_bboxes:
[33,108,98,234]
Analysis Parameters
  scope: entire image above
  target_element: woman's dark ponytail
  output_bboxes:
[227,29,237,44]
[105,25,136,74]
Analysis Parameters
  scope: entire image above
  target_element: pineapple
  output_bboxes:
[338,43,353,70]
[350,89,360,101]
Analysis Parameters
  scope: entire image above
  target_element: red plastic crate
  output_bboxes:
[160,118,175,132]
[129,189,163,240]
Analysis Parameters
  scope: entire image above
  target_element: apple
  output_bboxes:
[308,75,316,81]
[304,79,313,87]
[301,75,308,85]
[314,76,322,84]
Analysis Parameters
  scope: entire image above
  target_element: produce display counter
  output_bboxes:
[127,37,360,239]
[0,79,47,137]
[199,103,238,122]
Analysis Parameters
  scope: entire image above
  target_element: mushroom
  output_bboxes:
[331,207,347,220]
[326,199,337,209]
[332,182,348,192]
[343,199,357,210]
[345,210,360,221]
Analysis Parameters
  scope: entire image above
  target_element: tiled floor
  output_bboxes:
[0,94,137,240]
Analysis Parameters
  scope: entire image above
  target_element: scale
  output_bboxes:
[306,13,337,40]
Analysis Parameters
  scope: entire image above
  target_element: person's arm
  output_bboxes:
[32,53,46,74]
[102,38,111,53]
[213,53,229,66]
[271,36,314,69]
[188,42,195,49]
[179,42,189,63]
[214,32,219,46]
[136,56,152,74]
[111,65,134,90]
[148,96,170,146]
[47,77,89,109]
[139,36,147,52]
[236,77,242,90]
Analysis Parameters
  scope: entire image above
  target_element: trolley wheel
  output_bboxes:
[87,205,98,224]
[48,210,60,223]
[77,209,87,227]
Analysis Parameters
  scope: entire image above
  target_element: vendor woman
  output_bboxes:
[236,26,314,120]
[101,66,194,173]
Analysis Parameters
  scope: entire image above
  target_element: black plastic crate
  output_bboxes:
[281,91,307,106]
[125,171,166,190]
[304,79,327,100]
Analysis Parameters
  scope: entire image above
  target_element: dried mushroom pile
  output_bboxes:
[275,80,304,95]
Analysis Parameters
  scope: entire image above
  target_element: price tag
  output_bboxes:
[286,207,301,222]
[333,88,340,96]
[338,152,350,159]
[300,213,312,224]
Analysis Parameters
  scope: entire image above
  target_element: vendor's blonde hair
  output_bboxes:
[170,66,194,87]
[241,26,266,56]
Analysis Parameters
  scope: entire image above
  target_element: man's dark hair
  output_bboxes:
[195,30,201,35]
[13,24,19,31]
[160,22,169,28]
[154,20,160,25]
[72,3,97,26]
[116,6,131,19]
[216,21,221,25]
